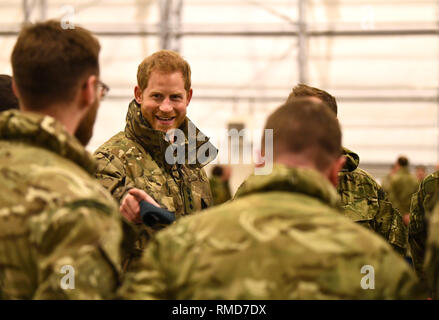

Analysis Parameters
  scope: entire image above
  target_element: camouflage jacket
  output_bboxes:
[409,170,439,283]
[118,165,424,300]
[94,100,215,270]
[424,197,439,298]
[337,147,406,255]
[388,168,418,215]
[0,110,124,299]
[209,176,232,206]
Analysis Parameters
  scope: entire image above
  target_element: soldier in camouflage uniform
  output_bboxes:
[0,74,19,112]
[0,21,125,299]
[94,50,216,271]
[209,165,232,206]
[388,156,418,216]
[286,84,406,255]
[118,98,424,300]
[409,170,439,286]
[424,191,439,299]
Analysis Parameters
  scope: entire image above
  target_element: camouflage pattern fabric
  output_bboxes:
[424,195,439,299]
[409,170,439,283]
[337,147,406,256]
[0,110,124,299]
[118,164,425,300]
[234,147,406,255]
[93,100,215,271]
[388,167,418,215]
[209,176,232,206]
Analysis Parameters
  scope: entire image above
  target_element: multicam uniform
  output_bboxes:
[118,165,424,300]
[94,100,215,270]
[0,110,124,299]
[409,170,439,283]
[337,148,406,255]
[424,192,439,298]
[387,167,418,215]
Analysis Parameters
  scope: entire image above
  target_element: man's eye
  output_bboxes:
[171,95,182,100]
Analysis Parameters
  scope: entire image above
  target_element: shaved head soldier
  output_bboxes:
[118,98,424,300]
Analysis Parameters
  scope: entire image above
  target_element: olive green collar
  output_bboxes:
[235,164,341,208]
[0,110,97,174]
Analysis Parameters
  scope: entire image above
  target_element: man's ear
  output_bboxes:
[134,86,143,104]
[81,75,98,110]
[11,78,19,99]
[186,88,193,106]
[328,155,346,187]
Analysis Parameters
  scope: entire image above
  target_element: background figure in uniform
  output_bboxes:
[271,84,406,256]
[93,50,216,272]
[209,165,232,205]
[117,98,425,300]
[423,195,439,299]
[388,156,418,225]
[0,74,19,111]
[0,20,125,299]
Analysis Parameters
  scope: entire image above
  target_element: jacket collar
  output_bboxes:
[235,164,341,208]
[0,110,97,174]
[341,146,360,173]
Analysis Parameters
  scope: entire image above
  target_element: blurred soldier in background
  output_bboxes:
[388,156,418,227]
[0,74,19,111]
[209,165,232,205]
[0,20,125,299]
[284,84,406,256]
[94,50,216,272]
[415,165,427,184]
[118,98,424,300]
[410,170,439,288]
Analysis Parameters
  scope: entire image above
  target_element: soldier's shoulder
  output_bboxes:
[0,145,120,240]
[3,144,116,203]
[347,167,380,185]
[157,190,396,269]
[93,131,136,156]
[159,191,346,240]
[339,167,382,197]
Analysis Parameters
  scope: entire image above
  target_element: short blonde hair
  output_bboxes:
[137,50,191,92]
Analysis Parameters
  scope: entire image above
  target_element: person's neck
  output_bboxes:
[20,102,81,136]
[274,153,332,181]
[275,153,319,171]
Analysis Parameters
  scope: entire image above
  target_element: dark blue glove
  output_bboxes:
[139,200,176,228]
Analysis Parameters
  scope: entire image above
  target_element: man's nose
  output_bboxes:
[159,98,173,113]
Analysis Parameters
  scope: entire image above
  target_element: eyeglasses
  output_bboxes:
[98,80,110,99]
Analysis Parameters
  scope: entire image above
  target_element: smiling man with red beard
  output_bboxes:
[93,50,216,272]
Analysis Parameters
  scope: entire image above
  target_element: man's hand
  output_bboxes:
[120,188,160,224]
[403,213,410,227]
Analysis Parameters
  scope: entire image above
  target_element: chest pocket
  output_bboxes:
[341,198,379,231]
[137,169,178,213]
[181,168,213,213]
